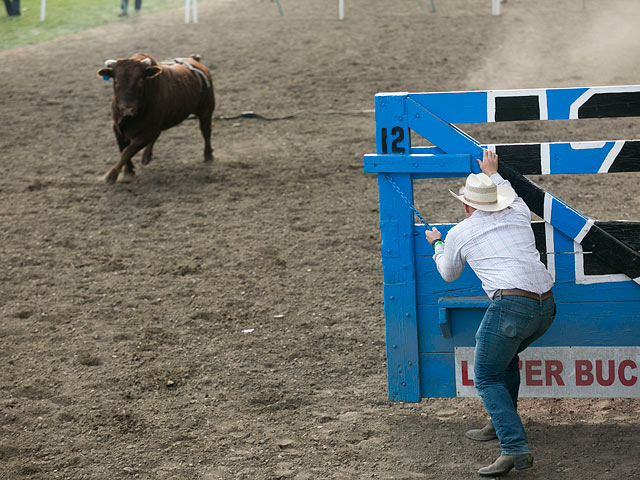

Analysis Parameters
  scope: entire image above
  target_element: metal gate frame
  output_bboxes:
[365,86,640,401]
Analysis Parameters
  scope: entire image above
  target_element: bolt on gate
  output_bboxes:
[364,87,640,402]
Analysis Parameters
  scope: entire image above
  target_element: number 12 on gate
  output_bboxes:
[380,127,406,154]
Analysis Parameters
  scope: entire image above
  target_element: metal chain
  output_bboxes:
[384,175,431,229]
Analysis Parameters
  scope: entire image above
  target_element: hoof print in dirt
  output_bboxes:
[76,353,103,367]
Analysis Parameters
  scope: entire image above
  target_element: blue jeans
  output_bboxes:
[3,0,20,16]
[121,0,142,12]
[474,294,555,455]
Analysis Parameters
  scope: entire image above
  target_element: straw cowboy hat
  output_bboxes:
[449,173,516,212]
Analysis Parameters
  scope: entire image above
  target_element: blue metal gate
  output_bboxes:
[365,87,640,402]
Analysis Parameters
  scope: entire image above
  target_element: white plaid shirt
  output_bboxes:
[433,173,554,299]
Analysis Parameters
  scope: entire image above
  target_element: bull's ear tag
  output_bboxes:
[103,75,110,81]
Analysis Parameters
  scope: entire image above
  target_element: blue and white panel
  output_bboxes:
[574,242,631,285]
[412,140,640,175]
[539,218,633,286]
[408,85,640,124]
[543,201,556,281]
[539,194,640,285]
[566,85,640,119]
[487,89,549,122]
[491,140,640,174]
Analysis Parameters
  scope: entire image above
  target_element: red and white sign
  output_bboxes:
[454,347,640,398]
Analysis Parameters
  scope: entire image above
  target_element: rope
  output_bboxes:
[211,109,374,122]
[213,111,295,121]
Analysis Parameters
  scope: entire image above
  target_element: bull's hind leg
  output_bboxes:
[199,114,214,163]
[141,136,159,165]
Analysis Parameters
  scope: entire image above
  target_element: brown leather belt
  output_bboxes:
[495,288,554,301]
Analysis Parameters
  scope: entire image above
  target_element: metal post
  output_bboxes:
[274,0,283,16]
[185,0,191,23]
[41,0,46,21]
[338,0,344,20]
[374,94,421,402]
[193,0,198,24]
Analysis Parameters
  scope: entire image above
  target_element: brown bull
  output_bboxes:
[97,53,215,184]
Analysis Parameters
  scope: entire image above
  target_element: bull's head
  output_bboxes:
[97,57,162,118]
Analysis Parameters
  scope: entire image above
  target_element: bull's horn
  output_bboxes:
[140,58,152,65]
[104,59,117,68]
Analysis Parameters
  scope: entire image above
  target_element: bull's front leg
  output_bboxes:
[113,126,137,182]
[114,124,129,152]
[121,159,136,183]
[104,138,148,184]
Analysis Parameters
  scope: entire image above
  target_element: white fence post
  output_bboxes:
[41,0,46,21]
[338,0,344,20]
[185,0,198,24]
[492,0,500,16]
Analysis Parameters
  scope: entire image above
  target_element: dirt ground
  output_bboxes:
[1,0,639,479]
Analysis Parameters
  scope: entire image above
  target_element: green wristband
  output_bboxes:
[432,240,444,248]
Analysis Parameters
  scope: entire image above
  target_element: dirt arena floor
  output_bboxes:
[1,0,639,478]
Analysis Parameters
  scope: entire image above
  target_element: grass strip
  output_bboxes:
[1,0,189,50]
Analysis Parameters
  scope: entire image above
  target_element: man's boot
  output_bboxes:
[478,453,533,477]
[465,422,498,441]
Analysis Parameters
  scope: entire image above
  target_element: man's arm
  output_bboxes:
[425,227,465,282]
